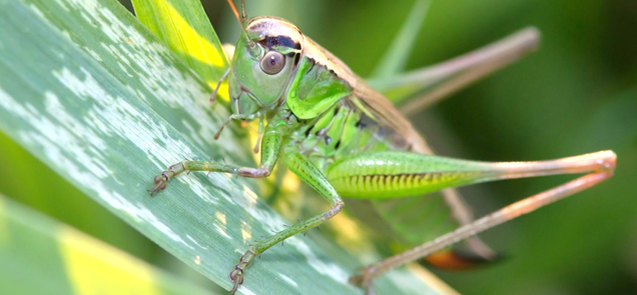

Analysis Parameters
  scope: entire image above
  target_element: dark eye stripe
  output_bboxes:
[260,35,301,50]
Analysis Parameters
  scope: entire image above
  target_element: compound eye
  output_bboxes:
[260,51,285,75]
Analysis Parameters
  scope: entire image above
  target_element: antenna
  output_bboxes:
[240,0,248,22]
[226,0,256,49]
[226,0,243,23]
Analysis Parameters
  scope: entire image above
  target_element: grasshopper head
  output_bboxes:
[227,16,304,119]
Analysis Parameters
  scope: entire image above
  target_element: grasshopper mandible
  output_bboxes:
[150,0,616,293]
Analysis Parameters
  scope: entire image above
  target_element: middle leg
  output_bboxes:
[229,152,345,293]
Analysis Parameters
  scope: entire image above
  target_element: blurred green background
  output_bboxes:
[2,0,635,294]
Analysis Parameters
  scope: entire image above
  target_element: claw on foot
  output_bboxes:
[148,163,186,195]
[348,274,363,286]
[229,266,244,294]
[349,268,376,295]
[229,250,256,294]
[148,173,168,195]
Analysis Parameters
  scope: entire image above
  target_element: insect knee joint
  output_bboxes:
[238,167,271,178]
[324,200,344,219]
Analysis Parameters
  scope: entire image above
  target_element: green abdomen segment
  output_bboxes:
[326,151,501,199]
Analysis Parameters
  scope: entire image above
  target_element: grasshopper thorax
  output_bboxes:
[227,16,304,120]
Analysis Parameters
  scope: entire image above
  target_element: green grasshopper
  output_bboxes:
[150,0,617,293]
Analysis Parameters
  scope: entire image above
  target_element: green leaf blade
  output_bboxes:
[132,0,229,94]
[0,0,448,294]
[0,193,214,295]
[370,0,431,78]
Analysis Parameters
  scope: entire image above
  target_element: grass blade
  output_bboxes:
[0,193,213,295]
[370,28,540,109]
[132,0,229,97]
[0,0,448,294]
[370,0,431,78]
